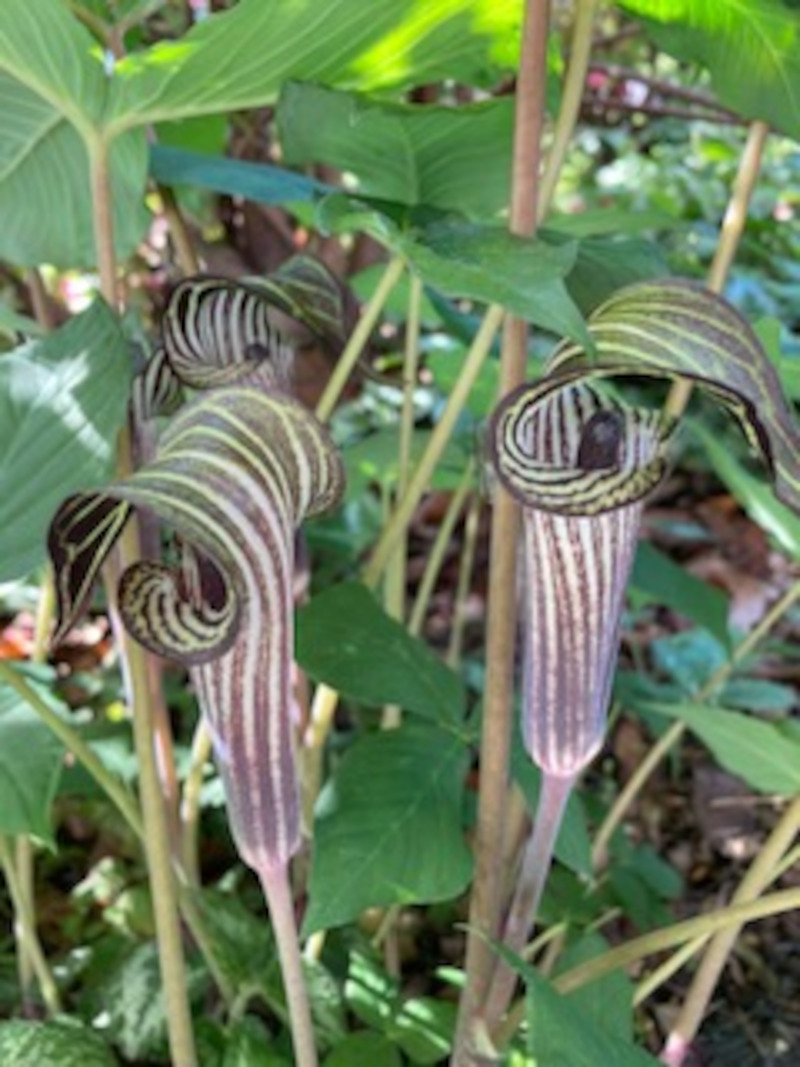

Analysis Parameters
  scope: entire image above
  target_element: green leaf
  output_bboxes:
[0,1019,117,1066]
[642,701,800,794]
[344,428,471,498]
[222,1017,291,1067]
[149,145,333,204]
[324,1031,403,1067]
[618,0,800,140]
[400,222,592,347]
[564,236,670,315]
[0,72,149,267]
[631,541,730,648]
[0,677,65,846]
[305,723,472,933]
[0,300,131,581]
[391,996,456,1065]
[278,82,514,219]
[524,966,660,1066]
[555,933,636,1045]
[107,0,521,130]
[690,419,800,558]
[296,582,465,723]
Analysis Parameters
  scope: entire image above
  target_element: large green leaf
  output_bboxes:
[524,965,659,1066]
[0,1020,116,1067]
[278,82,513,219]
[106,0,522,131]
[618,0,800,139]
[642,701,800,795]
[296,581,465,724]
[304,723,472,933]
[0,83,149,267]
[0,300,131,581]
[0,677,65,846]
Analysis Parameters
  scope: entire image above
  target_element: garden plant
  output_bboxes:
[1,1,800,1065]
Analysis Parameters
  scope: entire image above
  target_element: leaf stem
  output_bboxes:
[538,0,600,218]
[179,719,214,886]
[592,577,800,870]
[0,834,61,1015]
[363,303,503,589]
[90,138,197,1066]
[259,863,318,1067]
[315,255,405,422]
[452,2,552,1061]
[663,119,769,422]
[661,794,800,1064]
[446,489,482,669]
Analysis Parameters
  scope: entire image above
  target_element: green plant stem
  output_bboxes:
[592,577,800,870]
[447,489,481,669]
[452,3,551,1063]
[498,886,800,1040]
[484,770,578,1033]
[179,719,214,886]
[382,275,422,730]
[90,140,197,1066]
[0,661,144,837]
[408,461,475,638]
[363,303,503,591]
[538,0,600,217]
[259,863,318,1067]
[663,119,769,421]
[0,835,61,1015]
[662,793,800,1065]
[315,255,405,422]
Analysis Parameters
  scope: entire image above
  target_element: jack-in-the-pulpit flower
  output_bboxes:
[491,380,669,775]
[483,277,800,1029]
[48,258,346,874]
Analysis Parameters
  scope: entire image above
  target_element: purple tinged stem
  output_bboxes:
[484,769,578,1031]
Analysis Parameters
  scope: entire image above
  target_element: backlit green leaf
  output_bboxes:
[0,300,131,581]
[278,82,514,219]
[304,723,472,933]
[619,0,800,139]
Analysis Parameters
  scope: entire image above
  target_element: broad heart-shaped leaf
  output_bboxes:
[106,0,522,131]
[550,278,800,515]
[399,221,592,347]
[618,0,800,140]
[0,4,150,267]
[0,79,150,267]
[523,963,660,1066]
[0,300,130,581]
[0,1019,117,1067]
[0,676,65,846]
[277,82,514,219]
[304,723,472,934]
[296,581,465,724]
[641,701,800,795]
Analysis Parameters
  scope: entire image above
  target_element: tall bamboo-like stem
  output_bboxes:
[538,0,600,217]
[259,864,318,1067]
[452,3,551,1062]
[664,120,769,420]
[89,137,197,1067]
[0,835,60,1015]
[315,256,405,422]
[592,119,773,873]
[382,273,423,731]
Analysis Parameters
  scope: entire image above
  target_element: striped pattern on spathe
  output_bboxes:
[50,387,344,868]
[491,378,666,516]
[549,278,800,514]
[499,382,658,775]
[129,345,183,430]
[163,277,294,391]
